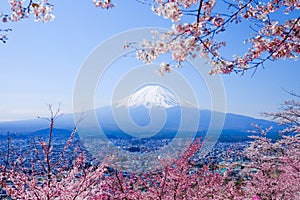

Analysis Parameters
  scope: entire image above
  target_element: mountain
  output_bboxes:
[0,85,282,141]
[0,116,74,135]
[117,85,180,109]
[0,128,77,140]
[94,84,282,141]
[95,106,281,140]
[31,128,77,138]
[116,85,194,109]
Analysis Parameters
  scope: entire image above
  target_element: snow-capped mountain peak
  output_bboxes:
[117,85,180,109]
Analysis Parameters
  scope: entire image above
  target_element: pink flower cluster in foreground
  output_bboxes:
[1,133,299,199]
[0,101,299,199]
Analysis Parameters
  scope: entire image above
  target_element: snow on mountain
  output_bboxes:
[116,85,181,109]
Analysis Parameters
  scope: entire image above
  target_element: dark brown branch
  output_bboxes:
[197,0,204,25]
[281,88,300,98]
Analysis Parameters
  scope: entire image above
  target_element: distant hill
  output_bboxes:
[0,128,78,140]
[30,128,77,138]
[0,107,282,142]
[0,106,282,142]
[0,85,282,142]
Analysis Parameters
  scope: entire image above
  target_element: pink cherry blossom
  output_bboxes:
[124,0,299,75]
[1,103,300,199]
[252,195,260,200]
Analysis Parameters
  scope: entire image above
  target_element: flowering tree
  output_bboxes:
[0,105,109,199]
[1,0,299,74]
[1,103,299,199]
[1,1,300,198]
[242,100,300,200]
[100,139,245,199]
[0,121,234,199]
[133,0,300,75]
[0,116,244,200]
[0,0,55,43]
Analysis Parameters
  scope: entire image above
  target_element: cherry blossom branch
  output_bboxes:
[196,0,204,25]
[133,0,299,75]
[281,88,300,98]
[0,28,12,43]
[250,16,300,70]
[0,106,110,199]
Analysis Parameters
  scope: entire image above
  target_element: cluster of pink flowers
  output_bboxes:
[1,154,108,199]
[1,107,299,199]
[245,18,299,63]
[8,0,25,22]
[152,2,182,22]
[126,0,300,75]
[243,129,300,199]
[7,0,54,22]
[3,0,299,74]
[30,0,55,22]
[93,0,114,9]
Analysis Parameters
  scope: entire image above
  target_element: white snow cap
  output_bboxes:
[126,85,180,109]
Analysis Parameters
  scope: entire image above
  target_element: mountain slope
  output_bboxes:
[0,108,281,141]
[0,85,282,141]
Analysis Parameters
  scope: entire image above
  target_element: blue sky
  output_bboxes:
[0,0,299,121]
